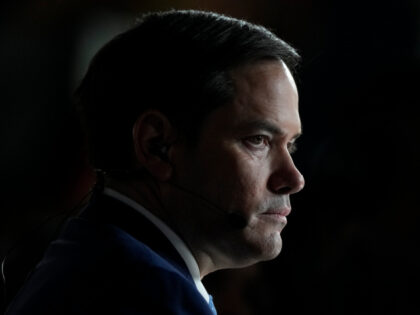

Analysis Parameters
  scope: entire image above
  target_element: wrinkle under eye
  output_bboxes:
[243,135,270,150]
[247,135,266,145]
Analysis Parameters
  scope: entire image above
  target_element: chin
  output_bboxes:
[243,235,284,265]
[261,240,283,261]
[236,246,282,269]
[220,230,284,268]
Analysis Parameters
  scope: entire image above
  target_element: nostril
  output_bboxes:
[275,187,291,195]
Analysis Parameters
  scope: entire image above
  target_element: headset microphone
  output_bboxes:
[151,143,248,229]
[226,212,248,229]
[169,181,248,229]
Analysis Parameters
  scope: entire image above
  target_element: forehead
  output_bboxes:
[227,60,301,136]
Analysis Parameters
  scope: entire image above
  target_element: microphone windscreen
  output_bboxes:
[227,212,248,229]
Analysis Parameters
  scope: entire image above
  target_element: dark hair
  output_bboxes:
[76,10,300,171]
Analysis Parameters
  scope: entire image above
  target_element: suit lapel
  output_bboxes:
[81,192,192,280]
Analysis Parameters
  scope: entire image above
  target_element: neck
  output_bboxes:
[104,174,224,279]
[105,175,167,222]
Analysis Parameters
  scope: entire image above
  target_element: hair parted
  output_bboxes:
[76,9,300,171]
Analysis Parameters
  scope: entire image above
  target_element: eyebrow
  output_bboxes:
[238,120,302,140]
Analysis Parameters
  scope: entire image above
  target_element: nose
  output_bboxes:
[267,153,305,195]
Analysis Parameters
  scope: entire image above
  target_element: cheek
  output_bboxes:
[220,151,270,213]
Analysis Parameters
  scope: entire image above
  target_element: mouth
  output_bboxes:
[260,208,291,224]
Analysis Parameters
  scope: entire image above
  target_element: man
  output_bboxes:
[6,10,304,314]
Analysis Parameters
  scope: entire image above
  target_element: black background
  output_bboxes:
[1,0,419,314]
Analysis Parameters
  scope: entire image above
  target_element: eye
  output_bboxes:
[288,142,298,154]
[244,135,270,149]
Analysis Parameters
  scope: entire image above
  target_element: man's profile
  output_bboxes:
[5,10,305,314]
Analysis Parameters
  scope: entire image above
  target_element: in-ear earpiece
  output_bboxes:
[149,141,170,162]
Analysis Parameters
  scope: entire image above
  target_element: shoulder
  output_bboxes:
[6,217,212,315]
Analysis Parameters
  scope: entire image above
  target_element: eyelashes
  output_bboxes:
[287,142,297,154]
[243,135,298,154]
[244,135,270,148]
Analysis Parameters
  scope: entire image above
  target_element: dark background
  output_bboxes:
[1,0,419,314]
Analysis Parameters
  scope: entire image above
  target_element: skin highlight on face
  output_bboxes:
[162,60,305,277]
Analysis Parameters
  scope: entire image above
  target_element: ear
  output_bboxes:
[132,110,176,181]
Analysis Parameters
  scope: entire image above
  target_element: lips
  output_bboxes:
[263,207,291,217]
[260,207,291,225]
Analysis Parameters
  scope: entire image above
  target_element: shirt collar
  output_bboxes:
[103,187,210,303]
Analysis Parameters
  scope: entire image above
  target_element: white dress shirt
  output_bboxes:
[103,187,210,303]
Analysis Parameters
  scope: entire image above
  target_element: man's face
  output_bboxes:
[171,60,304,270]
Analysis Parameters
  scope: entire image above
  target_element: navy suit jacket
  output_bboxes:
[6,192,214,314]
